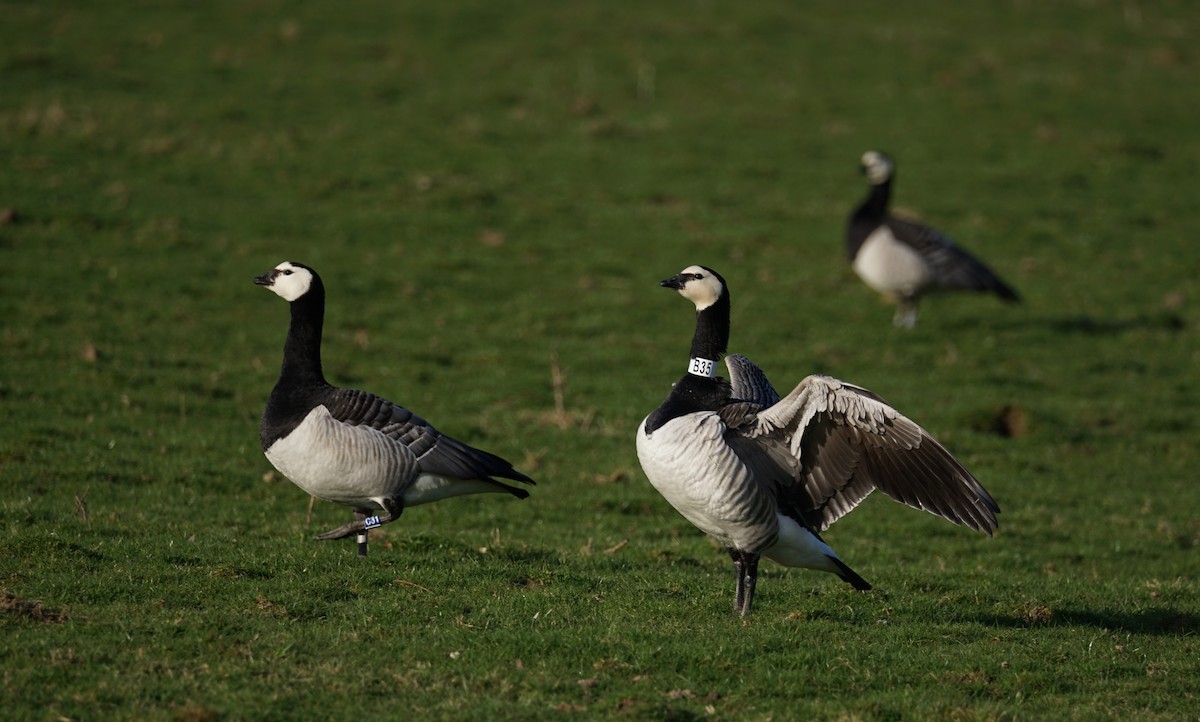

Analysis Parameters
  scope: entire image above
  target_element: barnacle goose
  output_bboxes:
[635,265,1000,616]
[847,151,1020,327]
[255,261,534,557]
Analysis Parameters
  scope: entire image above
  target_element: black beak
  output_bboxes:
[660,274,687,290]
[254,271,275,286]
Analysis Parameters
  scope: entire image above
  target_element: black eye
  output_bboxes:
[282,269,293,275]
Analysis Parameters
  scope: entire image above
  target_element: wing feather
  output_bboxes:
[887,216,1019,300]
[746,375,999,534]
[323,388,534,490]
[725,354,782,406]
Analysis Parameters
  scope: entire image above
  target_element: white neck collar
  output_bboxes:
[687,357,716,378]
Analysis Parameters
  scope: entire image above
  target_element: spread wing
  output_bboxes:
[725,354,781,407]
[323,387,534,489]
[744,375,1000,534]
[721,357,802,523]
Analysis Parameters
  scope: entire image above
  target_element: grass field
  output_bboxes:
[2,1,1198,719]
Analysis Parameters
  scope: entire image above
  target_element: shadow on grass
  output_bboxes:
[952,312,1187,336]
[982,607,1200,636]
[1048,313,1187,335]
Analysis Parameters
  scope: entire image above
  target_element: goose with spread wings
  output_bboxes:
[636,265,999,616]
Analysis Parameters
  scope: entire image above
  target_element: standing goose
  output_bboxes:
[847,150,1020,327]
[255,261,534,557]
[636,265,1000,616]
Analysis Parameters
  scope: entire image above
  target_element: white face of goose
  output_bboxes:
[258,261,314,302]
[674,265,725,311]
[861,150,894,185]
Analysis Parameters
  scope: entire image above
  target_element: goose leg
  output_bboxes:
[354,510,369,558]
[313,498,405,551]
[739,551,760,617]
[728,548,746,615]
[313,510,387,542]
[893,297,919,328]
[729,548,761,617]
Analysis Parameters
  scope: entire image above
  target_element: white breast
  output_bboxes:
[853,226,933,297]
[265,406,414,509]
[636,412,777,551]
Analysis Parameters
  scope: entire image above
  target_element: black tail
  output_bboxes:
[484,478,533,499]
[931,239,1021,304]
[438,436,536,496]
[957,256,1020,304]
[829,556,873,591]
[480,461,535,498]
[480,453,536,488]
[989,275,1021,304]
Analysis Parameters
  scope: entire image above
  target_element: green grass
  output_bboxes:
[2,0,1198,719]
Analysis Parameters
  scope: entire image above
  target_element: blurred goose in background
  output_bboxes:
[255,261,534,557]
[636,265,1000,616]
[847,151,1020,327]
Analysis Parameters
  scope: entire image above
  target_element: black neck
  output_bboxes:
[860,180,891,222]
[689,288,730,363]
[644,276,733,434]
[847,180,892,257]
[645,371,731,433]
[277,285,328,389]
